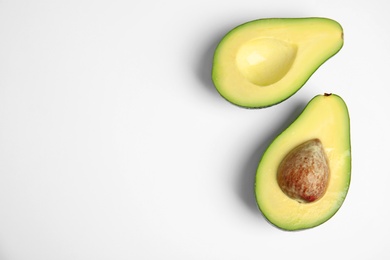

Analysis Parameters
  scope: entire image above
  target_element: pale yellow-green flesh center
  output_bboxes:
[255,95,350,230]
[236,38,297,86]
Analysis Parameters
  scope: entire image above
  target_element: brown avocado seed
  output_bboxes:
[277,139,330,203]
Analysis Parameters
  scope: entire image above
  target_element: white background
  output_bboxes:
[0,0,389,259]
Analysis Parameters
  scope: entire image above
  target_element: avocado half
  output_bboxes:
[212,18,344,108]
[255,93,351,231]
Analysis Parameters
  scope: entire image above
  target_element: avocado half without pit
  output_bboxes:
[255,93,351,231]
[212,18,344,108]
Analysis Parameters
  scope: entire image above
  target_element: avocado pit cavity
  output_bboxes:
[277,138,330,203]
[236,38,297,86]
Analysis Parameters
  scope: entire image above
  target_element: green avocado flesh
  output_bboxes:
[212,18,344,108]
[255,94,351,231]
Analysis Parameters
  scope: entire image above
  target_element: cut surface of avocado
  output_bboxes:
[255,93,351,231]
[212,18,344,108]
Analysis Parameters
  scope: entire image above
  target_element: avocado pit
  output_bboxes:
[277,138,330,203]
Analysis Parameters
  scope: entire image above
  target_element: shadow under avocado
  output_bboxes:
[195,39,218,95]
[195,24,236,97]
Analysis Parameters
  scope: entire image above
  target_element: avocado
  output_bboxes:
[255,93,351,231]
[212,18,344,108]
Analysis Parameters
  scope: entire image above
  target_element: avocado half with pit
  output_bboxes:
[255,93,351,231]
[212,18,344,108]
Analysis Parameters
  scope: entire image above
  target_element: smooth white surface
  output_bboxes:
[0,0,389,259]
